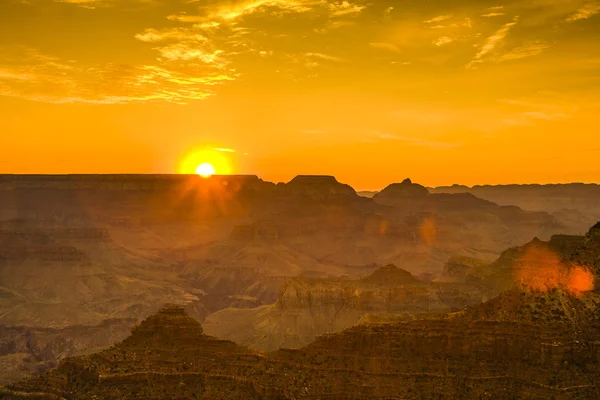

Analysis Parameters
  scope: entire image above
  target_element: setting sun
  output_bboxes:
[178,148,234,176]
[196,162,216,178]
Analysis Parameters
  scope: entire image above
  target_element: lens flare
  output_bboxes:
[515,244,595,296]
[419,217,437,247]
[567,266,595,296]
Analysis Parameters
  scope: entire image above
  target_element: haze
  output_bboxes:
[1,0,599,188]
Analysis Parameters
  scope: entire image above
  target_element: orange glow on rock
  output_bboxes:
[567,266,595,297]
[515,244,595,296]
[419,217,437,247]
[515,245,563,292]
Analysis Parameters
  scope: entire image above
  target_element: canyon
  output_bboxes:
[0,174,597,387]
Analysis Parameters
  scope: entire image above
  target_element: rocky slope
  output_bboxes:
[203,264,492,351]
[0,174,584,385]
[0,318,136,385]
[204,224,600,353]
[2,303,600,399]
[431,183,600,227]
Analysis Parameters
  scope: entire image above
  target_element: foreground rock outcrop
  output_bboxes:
[2,301,600,399]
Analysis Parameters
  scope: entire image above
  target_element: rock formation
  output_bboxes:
[203,264,491,351]
[0,174,590,385]
[3,301,600,399]
[431,183,600,223]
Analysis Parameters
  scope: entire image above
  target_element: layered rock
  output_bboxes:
[431,183,600,221]
[203,265,490,351]
[282,175,358,200]
[3,304,600,399]
[373,178,429,204]
[0,174,590,387]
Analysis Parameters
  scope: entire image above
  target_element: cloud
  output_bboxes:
[167,14,206,22]
[53,0,156,9]
[0,47,234,104]
[467,16,519,68]
[424,14,452,24]
[155,44,227,65]
[482,12,505,17]
[327,1,366,17]
[168,0,321,25]
[213,147,236,152]
[433,36,455,46]
[54,0,103,9]
[566,1,600,22]
[369,42,401,53]
[135,28,208,43]
[305,52,345,62]
[313,19,355,34]
[495,41,550,62]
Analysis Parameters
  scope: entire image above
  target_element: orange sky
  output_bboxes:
[1,0,599,189]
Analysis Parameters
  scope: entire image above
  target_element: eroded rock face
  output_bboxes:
[0,318,136,385]
[3,304,600,399]
[0,174,591,387]
[431,183,600,221]
[373,178,430,204]
[203,265,491,351]
[283,175,358,200]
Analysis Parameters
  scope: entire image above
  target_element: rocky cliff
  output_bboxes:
[3,303,599,399]
[203,264,491,351]
[431,183,600,222]
[0,174,589,386]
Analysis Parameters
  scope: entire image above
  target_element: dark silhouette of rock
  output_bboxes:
[3,294,600,399]
[374,178,430,203]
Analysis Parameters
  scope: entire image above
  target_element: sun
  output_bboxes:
[195,162,216,178]
[178,147,234,176]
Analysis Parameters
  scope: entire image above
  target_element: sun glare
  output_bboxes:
[178,147,234,175]
[196,162,216,178]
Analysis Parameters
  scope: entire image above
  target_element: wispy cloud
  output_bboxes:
[54,0,155,9]
[369,42,401,53]
[467,16,519,68]
[155,44,227,64]
[327,1,366,17]
[496,41,550,62]
[0,47,234,104]
[213,147,236,152]
[135,28,208,43]
[433,36,455,46]
[482,12,505,17]
[54,0,103,9]
[566,1,600,22]
[168,0,322,25]
[305,52,345,62]
[424,14,452,24]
